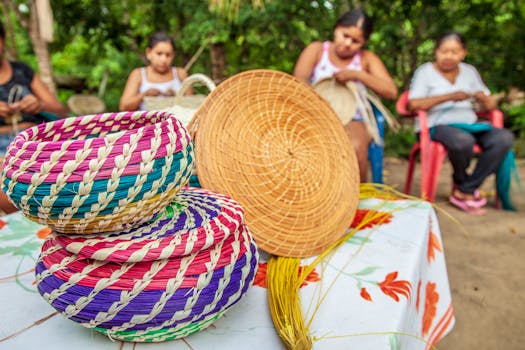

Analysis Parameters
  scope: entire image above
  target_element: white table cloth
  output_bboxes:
[0,198,454,349]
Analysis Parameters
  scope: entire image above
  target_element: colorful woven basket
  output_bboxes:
[36,188,258,342]
[192,69,360,258]
[0,111,193,234]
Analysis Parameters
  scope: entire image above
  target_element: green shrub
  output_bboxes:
[384,124,416,160]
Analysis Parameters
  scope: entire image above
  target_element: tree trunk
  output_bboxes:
[0,2,18,60]
[29,0,56,94]
[210,42,226,82]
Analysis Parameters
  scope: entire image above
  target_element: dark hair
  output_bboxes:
[147,32,175,50]
[435,31,467,50]
[335,9,373,41]
[0,20,5,40]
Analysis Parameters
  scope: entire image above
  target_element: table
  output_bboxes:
[0,198,454,349]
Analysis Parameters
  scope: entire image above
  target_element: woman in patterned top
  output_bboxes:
[293,9,397,182]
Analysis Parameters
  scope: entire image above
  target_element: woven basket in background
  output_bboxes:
[145,73,216,127]
[193,69,360,258]
[67,94,106,115]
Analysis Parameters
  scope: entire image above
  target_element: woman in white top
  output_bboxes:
[408,32,514,214]
[293,9,397,182]
[119,32,191,111]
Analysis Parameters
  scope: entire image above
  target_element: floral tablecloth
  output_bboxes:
[0,198,454,349]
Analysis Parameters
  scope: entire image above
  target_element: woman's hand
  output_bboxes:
[162,89,176,97]
[10,94,42,115]
[450,91,471,101]
[472,91,497,111]
[0,101,14,118]
[143,88,162,97]
[333,69,361,83]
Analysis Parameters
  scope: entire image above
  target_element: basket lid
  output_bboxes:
[312,78,360,125]
[193,69,360,258]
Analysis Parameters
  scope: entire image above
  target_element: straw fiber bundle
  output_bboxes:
[35,188,259,342]
[193,69,360,258]
[312,78,359,125]
[313,77,400,144]
[0,111,193,234]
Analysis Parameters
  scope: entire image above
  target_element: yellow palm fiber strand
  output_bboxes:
[359,183,468,237]
[267,183,447,349]
[267,256,312,350]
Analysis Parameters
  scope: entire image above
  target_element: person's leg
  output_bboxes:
[0,189,17,214]
[345,121,372,183]
[431,125,476,191]
[460,128,515,193]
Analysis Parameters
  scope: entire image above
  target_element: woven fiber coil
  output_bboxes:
[193,69,360,258]
[35,188,259,342]
[0,111,193,234]
[54,188,245,262]
[313,77,400,144]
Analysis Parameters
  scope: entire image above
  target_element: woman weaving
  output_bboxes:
[293,9,398,182]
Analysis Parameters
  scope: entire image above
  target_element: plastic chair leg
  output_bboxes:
[425,142,448,202]
[404,145,420,195]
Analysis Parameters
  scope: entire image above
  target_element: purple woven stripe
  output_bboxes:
[36,242,257,330]
[5,121,189,178]
[62,190,223,241]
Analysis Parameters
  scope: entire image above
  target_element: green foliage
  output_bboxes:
[384,124,417,159]
[502,101,525,157]
[504,103,525,138]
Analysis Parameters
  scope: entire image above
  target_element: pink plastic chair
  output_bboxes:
[395,90,503,202]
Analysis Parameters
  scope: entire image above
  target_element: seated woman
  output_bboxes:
[0,21,68,214]
[293,9,397,182]
[408,32,514,215]
[119,32,191,111]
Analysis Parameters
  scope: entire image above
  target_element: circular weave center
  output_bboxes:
[194,69,360,258]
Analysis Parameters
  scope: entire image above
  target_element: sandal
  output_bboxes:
[449,195,488,216]
[452,189,487,208]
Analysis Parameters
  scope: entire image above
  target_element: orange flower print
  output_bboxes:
[360,287,372,302]
[350,209,393,229]
[0,219,6,230]
[422,282,440,336]
[37,227,53,239]
[253,262,268,288]
[416,280,422,313]
[378,271,411,302]
[253,262,320,289]
[427,231,442,264]
[298,266,320,287]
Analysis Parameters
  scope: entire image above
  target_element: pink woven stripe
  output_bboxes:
[55,202,244,262]
[7,119,186,159]
[14,111,167,146]
[41,225,251,290]
[3,112,191,183]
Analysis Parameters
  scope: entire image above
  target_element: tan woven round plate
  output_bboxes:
[312,77,360,125]
[193,69,360,258]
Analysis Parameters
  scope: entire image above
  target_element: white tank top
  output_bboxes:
[138,67,182,110]
[310,41,362,85]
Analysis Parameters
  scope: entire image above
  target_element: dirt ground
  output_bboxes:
[382,157,525,350]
